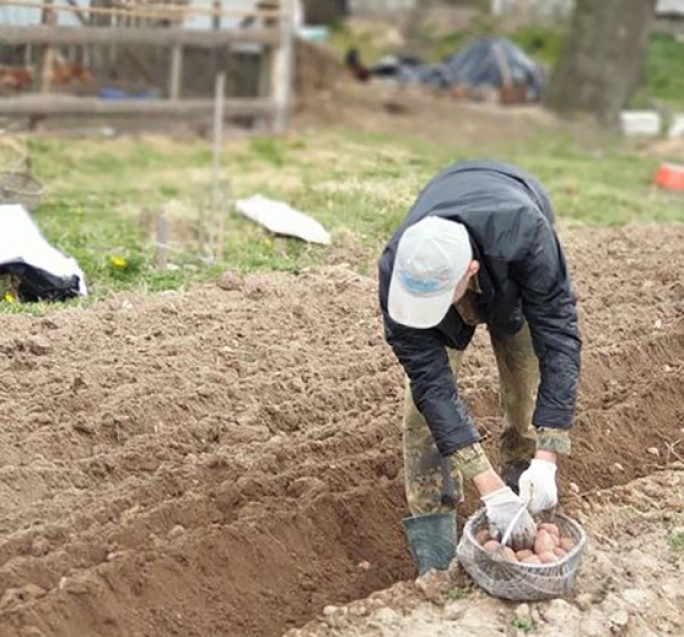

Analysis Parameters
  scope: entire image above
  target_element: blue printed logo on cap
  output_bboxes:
[398,269,451,297]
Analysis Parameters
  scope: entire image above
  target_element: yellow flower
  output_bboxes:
[110,255,128,268]
[4,291,16,303]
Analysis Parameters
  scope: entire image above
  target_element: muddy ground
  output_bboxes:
[0,223,682,637]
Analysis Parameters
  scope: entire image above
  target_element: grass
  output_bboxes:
[596,576,617,602]
[1,126,682,313]
[444,585,472,601]
[633,33,684,111]
[511,616,535,632]
[669,530,684,551]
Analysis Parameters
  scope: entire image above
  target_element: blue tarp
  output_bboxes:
[370,37,546,101]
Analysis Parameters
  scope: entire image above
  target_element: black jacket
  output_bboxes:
[378,160,581,456]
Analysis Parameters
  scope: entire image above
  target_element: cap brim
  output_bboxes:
[388,271,455,329]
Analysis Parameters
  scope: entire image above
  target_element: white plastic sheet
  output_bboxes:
[234,195,331,245]
[0,204,88,296]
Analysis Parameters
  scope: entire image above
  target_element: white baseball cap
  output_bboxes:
[388,217,472,329]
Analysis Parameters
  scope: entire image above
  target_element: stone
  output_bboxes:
[244,279,267,300]
[350,603,369,617]
[622,588,653,607]
[581,617,607,637]
[443,600,464,621]
[27,337,52,355]
[371,607,400,626]
[646,447,659,457]
[661,580,681,600]
[609,609,629,628]
[167,524,186,540]
[30,536,50,557]
[576,593,593,611]
[22,584,46,600]
[72,420,95,435]
[515,603,530,619]
[414,570,447,606]
[216,271,243,291]
[542,598,580,625]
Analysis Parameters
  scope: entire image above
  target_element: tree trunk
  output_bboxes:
[544,0,657,125]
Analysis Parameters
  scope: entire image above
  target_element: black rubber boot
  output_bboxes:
[500,459,531,495]
[402,511,457,576]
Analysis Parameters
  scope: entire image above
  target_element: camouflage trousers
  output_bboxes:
[403,322,540,516]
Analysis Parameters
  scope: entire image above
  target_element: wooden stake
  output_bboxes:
[212,72,226,261]
[198,195,211,263]
[169,43,183,101]
[39,0,56,94]
[217,180,230,264]
[155,213,169,270]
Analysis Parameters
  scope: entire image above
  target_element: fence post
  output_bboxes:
[271,0,294,133]
[212,72,226,261]
[169,43,183,100]
[39,0,57,94]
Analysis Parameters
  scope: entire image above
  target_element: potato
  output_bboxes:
[534,529,555,555]
[483,540,501,552]
[521,555,542,564]
[475,529,491,545]
[502,547,518,561]
[553,547,567,558]
[559,537,575,551]
[516,549,534,560]
[539,523,560,538]
[538,551,558,563]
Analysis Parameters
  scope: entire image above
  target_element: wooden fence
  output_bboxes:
[0,1,295,131]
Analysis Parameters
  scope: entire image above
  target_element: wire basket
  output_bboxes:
[456,508,587,601]
[0,170,45,211]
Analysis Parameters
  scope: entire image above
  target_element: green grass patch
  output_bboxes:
[2,127,682,313]
[633,32,684,111]
[511,616,535,632]
[670,530,684,551]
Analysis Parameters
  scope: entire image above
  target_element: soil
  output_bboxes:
[294,78,560,146]
[286,469,684,637]
[0,224,682,637]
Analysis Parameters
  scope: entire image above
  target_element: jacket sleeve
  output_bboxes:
[511,215,581,429]
[382,316,482,456]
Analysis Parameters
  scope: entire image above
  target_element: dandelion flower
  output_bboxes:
[110,255,128,268]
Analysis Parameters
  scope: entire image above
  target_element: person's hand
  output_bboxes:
[481,486,535,551]
[519,458,558,515]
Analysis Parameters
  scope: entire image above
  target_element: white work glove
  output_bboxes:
[519,458,558,515]
[482,486,536,551]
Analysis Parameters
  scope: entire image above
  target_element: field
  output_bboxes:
[0,84,683,636]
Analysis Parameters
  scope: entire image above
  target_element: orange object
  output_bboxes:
[654,162,684,191]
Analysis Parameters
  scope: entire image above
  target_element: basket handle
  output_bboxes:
[500,490,533,548]
[500,503,527,548]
